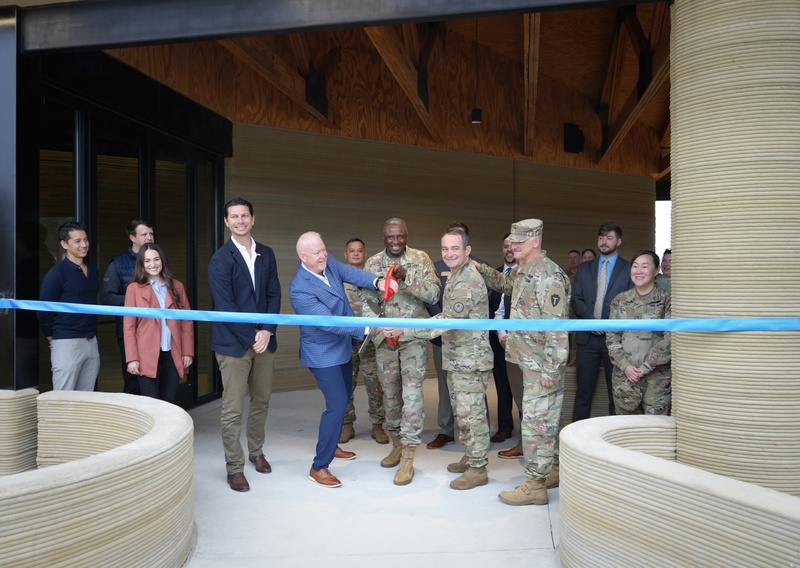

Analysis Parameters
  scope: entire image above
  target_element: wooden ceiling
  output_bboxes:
[109,2,672,180]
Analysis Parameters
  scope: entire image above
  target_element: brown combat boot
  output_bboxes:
[447,454,469,473]
[339,423,355,444]
[498,477,548,506]
[393,446,416,485]
[380,432,402,468]
[450,466,488,490]
[372,423,390,444]
[546,464,559,488]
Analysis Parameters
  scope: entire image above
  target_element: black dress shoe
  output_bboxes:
[249,454,272,474]
[490,431,513,443]
[227,472,250,492]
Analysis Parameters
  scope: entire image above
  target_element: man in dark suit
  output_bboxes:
[290,231,391,488]
[571,222,633,421]
[208,197,282,492]
[488,233,518,443]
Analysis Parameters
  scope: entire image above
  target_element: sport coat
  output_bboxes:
[123,280,194,379]
[208,238,282,357]
[290,256,377,369]
[571,255,633,345]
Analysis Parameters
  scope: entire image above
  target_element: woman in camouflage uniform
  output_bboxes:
[606,250,671,415]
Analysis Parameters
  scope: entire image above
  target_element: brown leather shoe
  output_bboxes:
[334,446,356,460]
[308,467,342,488]
[426,434,455,449]
[249,454,272,474]
[490,431,512,443]
[498,446,524,459]
[227,472,250,492]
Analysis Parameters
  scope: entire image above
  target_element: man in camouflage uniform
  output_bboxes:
[384,229,493,490]
[362,218,440,485]
[340,238,389,444]
[476,218,570,506]
[606,250,671,415]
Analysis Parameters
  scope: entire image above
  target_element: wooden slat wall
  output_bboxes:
[228,123,654,390]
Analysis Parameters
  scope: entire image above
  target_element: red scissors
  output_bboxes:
[383,264,400,348]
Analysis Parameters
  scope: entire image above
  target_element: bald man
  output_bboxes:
[289,231,393,488]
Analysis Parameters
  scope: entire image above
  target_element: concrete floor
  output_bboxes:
[185,377,561,568]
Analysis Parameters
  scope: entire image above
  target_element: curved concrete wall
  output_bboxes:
[0,388,38,475]
[559,416,800,567]
[671,0,800,492]
[0,391,194,568]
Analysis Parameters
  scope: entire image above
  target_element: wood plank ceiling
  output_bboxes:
[110,2,672,180]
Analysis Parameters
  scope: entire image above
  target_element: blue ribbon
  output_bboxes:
[2,299,799,332]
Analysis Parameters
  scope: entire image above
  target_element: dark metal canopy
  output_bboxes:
[21,0,655,52]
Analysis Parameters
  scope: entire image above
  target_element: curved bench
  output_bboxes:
[559,416,800,567]
[0,391,194,568]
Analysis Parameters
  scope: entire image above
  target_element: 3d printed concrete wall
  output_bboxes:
[0,391,194,568]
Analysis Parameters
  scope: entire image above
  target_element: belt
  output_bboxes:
[84,335,95,340]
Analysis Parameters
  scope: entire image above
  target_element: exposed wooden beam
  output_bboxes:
[401,23,420,63]
[523,12,541,157]
[649,1,669,51]
[364,26,444,142]
[417,23,442,110]
[599,40,669,165]
[622,6,648,56]
[599,9,627,129]
[218,38,339,129]
[655,156,670,180]
[287,33,310,77]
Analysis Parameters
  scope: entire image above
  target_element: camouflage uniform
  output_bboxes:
[407,262,493,467]
[343,283,384,426]
[606,287,671,415]
[477,251,570,480]
[654,273,671,292]
[362,247,440,446]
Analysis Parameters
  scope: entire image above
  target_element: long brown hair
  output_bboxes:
[132,243,183,309]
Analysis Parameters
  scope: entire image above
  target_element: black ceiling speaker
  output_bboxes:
[564,123,585,153]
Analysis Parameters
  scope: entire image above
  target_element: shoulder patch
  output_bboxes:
[453,302,464,313]
[551,294,561,308]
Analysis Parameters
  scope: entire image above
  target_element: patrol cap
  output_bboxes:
[506,219,543,242]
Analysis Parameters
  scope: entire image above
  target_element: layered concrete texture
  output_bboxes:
[559,416,800,566]
[0,388,38,475]
[560,1,800,565]
[0,391,194,567]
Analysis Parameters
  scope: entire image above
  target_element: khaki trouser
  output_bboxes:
[216,348,275,475]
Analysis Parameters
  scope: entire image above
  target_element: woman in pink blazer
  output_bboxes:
[123,243,194,403]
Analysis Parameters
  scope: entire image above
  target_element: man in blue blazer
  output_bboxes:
[209,198,282,492]
[570,222,633,422]
[290,231,391,488]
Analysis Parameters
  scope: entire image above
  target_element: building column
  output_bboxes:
[0,8,19,391]
[671,0,800,494]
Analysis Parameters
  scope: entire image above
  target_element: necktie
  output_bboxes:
[593,259,608,319]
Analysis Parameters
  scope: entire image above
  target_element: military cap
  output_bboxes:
[506,218,543,242]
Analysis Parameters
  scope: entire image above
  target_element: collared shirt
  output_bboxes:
[38,258,99,339]
[598,253,619,287]
[496,262,517,341]
[301,262,330,286]
[149,278,173,351]
[231,237,258,291]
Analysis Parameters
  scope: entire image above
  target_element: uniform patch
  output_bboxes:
[453,302,465,313]
[550,294,560,307]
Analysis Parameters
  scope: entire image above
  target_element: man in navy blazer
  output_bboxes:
[209,198,282,492]
[290,231,391,488]
[570,222,633,422]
